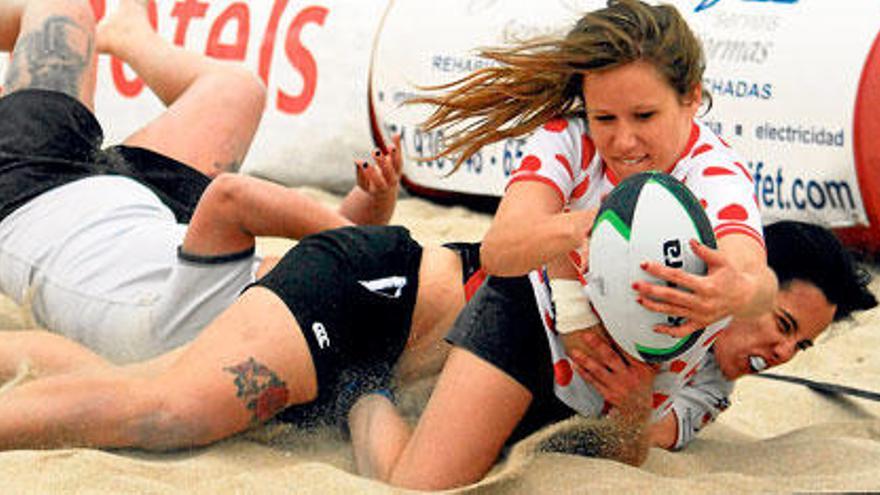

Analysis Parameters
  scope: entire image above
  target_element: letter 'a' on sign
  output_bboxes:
[587,172,715,362]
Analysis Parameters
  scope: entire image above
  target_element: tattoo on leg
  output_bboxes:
[223,357,290,425]
[5,15,93,96]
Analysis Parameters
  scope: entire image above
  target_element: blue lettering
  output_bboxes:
[792,178,806,209]
[695,0,722,12]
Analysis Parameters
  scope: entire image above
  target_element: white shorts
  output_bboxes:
[0,176,262,362]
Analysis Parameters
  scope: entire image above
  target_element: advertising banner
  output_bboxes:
[372,0,880,249]
[1,0,878,249]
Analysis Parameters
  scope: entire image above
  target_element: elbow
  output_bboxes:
[479,234,519,276]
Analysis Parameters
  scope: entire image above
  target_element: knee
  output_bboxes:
[201,173,248,214]
[212,67,267,116]
[30,0,96,29]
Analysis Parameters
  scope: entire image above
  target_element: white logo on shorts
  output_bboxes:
[312,322,330,349]
[359,275,408,298]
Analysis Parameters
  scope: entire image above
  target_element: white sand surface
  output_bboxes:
[1,188,879,494]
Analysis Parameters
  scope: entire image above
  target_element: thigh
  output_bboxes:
[122,72,264,177]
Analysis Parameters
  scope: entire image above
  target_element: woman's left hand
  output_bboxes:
[633,239,746,338]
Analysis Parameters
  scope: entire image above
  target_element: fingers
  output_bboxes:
[690,238,726,267]
[653,320,702,337]
[358,135,403,195]
[355,159,388,193]
[390,134,403,175]
[638,261,701,292]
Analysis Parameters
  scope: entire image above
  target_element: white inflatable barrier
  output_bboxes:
[372,0,880,252]
[0,1,877,251]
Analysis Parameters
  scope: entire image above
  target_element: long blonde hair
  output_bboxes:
[411,0,708,171]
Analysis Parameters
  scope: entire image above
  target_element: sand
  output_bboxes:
[1,187,879,494]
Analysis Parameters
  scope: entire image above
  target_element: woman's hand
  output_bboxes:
[356,133,403,199]
[567,330,656,415]
[633,239,751,338]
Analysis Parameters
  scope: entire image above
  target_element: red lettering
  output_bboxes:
[89,0,105,22]
[171,0,209,46]
[277,6,327,114]
[258,0,289,87]
[110,0,158,98]
[206,3,250,61]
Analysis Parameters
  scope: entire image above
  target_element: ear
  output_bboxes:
[683,84,702,117]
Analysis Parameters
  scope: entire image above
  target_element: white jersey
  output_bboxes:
[512,116,758,448]
[0,176,262,362]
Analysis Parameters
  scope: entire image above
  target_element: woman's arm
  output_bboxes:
[481,181,595,276]
[352,347,532,491]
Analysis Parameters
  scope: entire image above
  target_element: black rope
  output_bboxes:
[756,372,880,402]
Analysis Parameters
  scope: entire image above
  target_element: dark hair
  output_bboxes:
[764,220,877,320]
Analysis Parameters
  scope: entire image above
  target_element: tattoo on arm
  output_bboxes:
[223,357,290,426]
[5,15,93,97]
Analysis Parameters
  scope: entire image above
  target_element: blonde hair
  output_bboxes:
[411,0,708,171]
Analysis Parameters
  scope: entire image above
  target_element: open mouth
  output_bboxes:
[749,355,768,373]
[620,156,648,166]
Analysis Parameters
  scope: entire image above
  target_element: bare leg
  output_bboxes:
[181,173,354,256]
[0,330,109,384]
[97,0,265,177]
[2,0,97,109]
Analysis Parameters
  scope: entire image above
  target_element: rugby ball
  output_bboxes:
[587,172,716,363]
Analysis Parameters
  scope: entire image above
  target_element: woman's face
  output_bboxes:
[582,60,701,181]
[712,280,836,380]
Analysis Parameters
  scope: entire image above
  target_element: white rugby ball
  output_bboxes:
[586,172,715,363]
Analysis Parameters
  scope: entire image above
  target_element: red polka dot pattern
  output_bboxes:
[702,331,721,348]
[544,118,569,132]
[691,143,713,159]
[554,359,573,386]
[571,178,590,199]
[544,311,556,334]
[703,166,736,177]
[581,135,595,170]
[669,360,687,373]
[718,204,749,221]
[556,154,574,180]
[700,199,708,209]
[733,162,753,182]
[518,155,542,173]
[652,393,670,409]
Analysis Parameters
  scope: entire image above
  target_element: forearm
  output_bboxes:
[349,394,412,481]
[338,185,396,226]
[720,235,778,319]
[648,412,678,450]
[482,211,584,276]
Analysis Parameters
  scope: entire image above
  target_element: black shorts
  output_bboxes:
[250,225,423,429]
[0,89,210,224]
[446,275,573,443]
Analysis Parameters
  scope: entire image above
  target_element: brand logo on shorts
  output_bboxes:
[359,275,408,299]
[312,322,330,349]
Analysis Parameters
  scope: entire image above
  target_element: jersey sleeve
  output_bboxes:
[685,153,765,249]
[506,118,593,205]
[668,354,734,450]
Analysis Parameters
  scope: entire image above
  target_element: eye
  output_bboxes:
[591,114,615,123]
[635,111,655,120]
[775,314,792,335]
[796,340,814,351]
